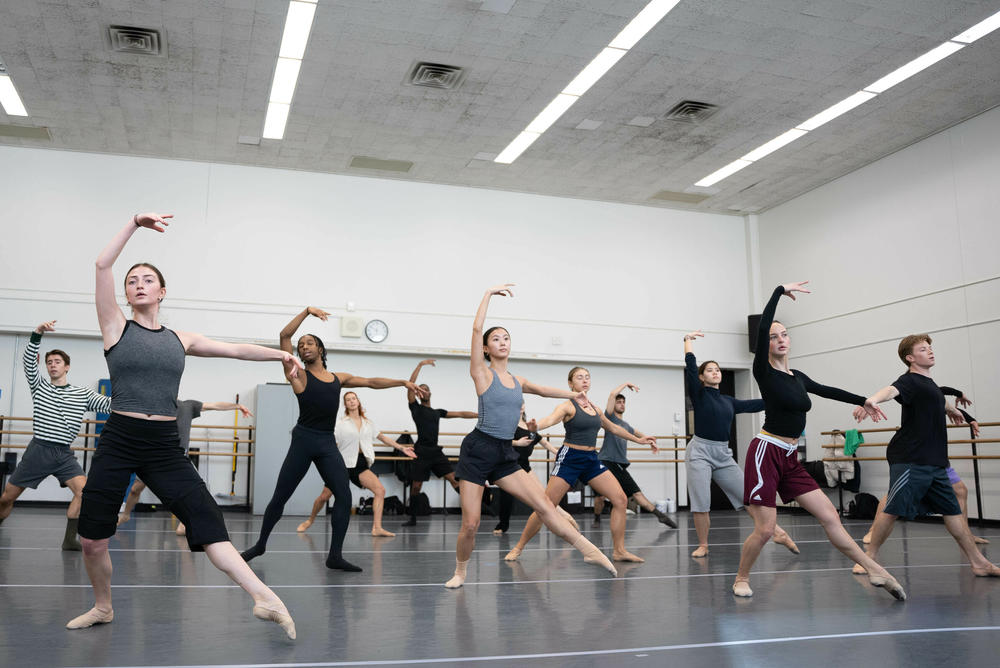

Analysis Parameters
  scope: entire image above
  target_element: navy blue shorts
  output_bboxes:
[551,446,606,486]
[884,463,962,520]
[454,429,521,486]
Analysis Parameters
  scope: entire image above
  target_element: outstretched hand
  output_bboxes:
[400,446,417,459]
[237,404,253,419]
[134,212,173,233]
[572,391,592,410]
[406,381,428,398]
[684,330,703,341]
[781,281,810,300]
[855,398,887,423]
[34,320,57,334]
[307,307,330,321]
[641,436,659,454]
[946,405,966,426]
[280,351,304,379]
[487,283,515,298]
[955,394,973,408]
[623,383,639,392]
[419,359,437,367]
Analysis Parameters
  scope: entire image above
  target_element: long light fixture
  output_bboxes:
[262,0,317,140]
[494,0,682,164]
[694,8,1000,188]
[0,72,28,117]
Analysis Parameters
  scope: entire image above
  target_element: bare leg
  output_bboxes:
[0,483,25,523]
[795,489,904,600]
[358,471,393,537]
[67,537,115,628]
[117,479,145,526]
[62,476,87,551]
[443,472,461,492]
[953,481,989,544]
[496,470,616,576]
[298,487,332,533]
[505,477,570,561]
[862,494,889,544]
[589,471,643,562]
[203,541,296,638]
[771,521,799,554]
[445,480,484,588]
[942,514,1000,576]
[593,495,605,525]
[692,511,710,557]
[734,504,775,596]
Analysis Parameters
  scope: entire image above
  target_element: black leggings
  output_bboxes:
[495,445,533,532]
[250,424,351,561]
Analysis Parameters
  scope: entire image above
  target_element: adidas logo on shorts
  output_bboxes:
[753,494,762,501]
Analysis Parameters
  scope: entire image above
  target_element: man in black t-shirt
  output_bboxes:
[852,334,1000,578]
[402,360,477,527]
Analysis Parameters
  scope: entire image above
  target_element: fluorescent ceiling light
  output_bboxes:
[278,1,317,60]
[740,128,808,162]
[694,159,752,187]
[796,91,876,131]
[952,9,1000,44]
[269,57,302,104]
[525,93,579,134]
[0,75,28,116]
[609,0,683,50]
[262,102,290,139]
[863,42,964,94]
[562,47,627,97]
[494,131,541,164]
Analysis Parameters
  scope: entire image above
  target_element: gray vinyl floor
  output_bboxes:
[2,506,999,667]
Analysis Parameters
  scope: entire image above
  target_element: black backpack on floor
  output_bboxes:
[407,491,431,516]
[847,492,879,519]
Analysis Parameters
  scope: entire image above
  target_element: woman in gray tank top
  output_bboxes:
[444,284,618,588]
[69,212,301,638]
[504,366,658,564]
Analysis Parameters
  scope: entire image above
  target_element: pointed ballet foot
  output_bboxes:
[862,531,873,545]
[326,556,363,572]
[371,528,396,537]
[583,551,618,576]
[66,607,114,629]
[653,510,677,528]
[62,538,82,551]
[253,603,296,639]
[296,520,312,533]
[868,573,906,600]
[175,523,186,536]
[241,545,264,563]
[690,546,709,558]
[732,579,753,597]
[492,526,506,536]
[972,564,1000,577]
[504,547,522,562]
[613,550,645,563]
[772,533,800,554]
[852,563,868,575]
[975,536,991,545]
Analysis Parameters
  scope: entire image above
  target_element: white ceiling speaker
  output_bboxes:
[340,315,364,338]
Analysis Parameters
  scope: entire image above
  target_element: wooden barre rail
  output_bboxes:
[0,443,254,457]
[821,422,1000,436]
[824,455,1000,462]
[823,438,1000,448]
[382,430,693,441]
[0,430,253,445]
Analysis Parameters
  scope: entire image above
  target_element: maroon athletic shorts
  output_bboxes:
[743,434,818,507]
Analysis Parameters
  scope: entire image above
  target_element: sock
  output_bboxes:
[652,509,677,528]
[571,534,616,575]
[445,558,469,589]
[62,517,81,551]
[241,544,265,562]
[326,556,363,572]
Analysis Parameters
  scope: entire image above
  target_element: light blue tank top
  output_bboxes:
[475,369,522,440]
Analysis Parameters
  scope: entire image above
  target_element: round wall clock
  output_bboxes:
[364,319,389,343]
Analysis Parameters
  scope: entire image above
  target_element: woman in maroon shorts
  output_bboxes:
[734,281,905,601]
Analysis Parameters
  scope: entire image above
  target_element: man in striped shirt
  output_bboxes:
[0,321,111,550]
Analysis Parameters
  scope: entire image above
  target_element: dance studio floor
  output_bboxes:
[2,507,999,667]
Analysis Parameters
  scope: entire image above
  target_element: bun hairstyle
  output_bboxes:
[299,333,328,368]
[483,326,509,360]
[125,262,166,303]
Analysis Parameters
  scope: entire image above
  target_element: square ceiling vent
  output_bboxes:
[664,100,718,123]
[107,25,164,56]
[407,62,465,90]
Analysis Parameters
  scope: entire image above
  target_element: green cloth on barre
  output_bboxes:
[844,429,864,456]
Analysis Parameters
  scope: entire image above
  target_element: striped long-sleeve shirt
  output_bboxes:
[23,332,111,446]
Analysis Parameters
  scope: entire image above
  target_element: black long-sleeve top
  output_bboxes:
[753,285,866,439]
[685,352,764,441]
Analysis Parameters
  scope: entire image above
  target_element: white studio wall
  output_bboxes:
[0,145,759,510]
[757,104,1000,519]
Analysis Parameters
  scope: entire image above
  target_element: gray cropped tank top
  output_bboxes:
[104,320,186,417]
[476,369,522,440]
[563,398,601,447]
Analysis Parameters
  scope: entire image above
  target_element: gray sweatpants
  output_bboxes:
[685,436,744,513]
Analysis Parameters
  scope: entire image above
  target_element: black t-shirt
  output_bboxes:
[409,401,448,448]
[753,286,866,438]
[887,372,949,468]
[513,425,542,452]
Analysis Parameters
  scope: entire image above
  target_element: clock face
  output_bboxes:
[364,319,388,343]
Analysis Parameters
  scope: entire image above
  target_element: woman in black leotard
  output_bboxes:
[732,281,904,600]
[241,306,424,572]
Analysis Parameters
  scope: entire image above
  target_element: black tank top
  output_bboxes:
[563,399,600,447]
[295,370,342,431]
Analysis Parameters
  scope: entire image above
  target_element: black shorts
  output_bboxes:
[602,460,640,497]
[79,413,229,551]
[348,456,370,489]
[409,444,454,481]
[454,429,521,486]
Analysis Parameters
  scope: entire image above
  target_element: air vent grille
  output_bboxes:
[407,62,465,90]
[649,190,710,204]
[108,26,164,56]
[350,156,413,173]
[0,124,50,140]
[664,100,718,123]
